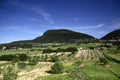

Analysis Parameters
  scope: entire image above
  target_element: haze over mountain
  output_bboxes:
[101,29,120,40]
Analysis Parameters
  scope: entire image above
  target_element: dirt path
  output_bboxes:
[17,62,53,80]
[75,50,84,58]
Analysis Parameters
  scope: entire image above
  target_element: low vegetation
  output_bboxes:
[50,62,64,74]
[0,53,29,61]
[0,43,120,80]
[2,66,18,80]
[42,47,78,53]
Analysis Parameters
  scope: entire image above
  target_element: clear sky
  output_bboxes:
[0,0,120,43]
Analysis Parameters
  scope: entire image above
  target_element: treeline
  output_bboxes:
[0,54,29,61]
[43,47,78,53]
[0,43,32,50]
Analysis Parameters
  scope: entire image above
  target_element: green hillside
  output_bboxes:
[34,29,95,43]
[101,29,120,40]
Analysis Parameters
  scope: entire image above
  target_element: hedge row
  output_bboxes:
[0,54,29,61]
[43,47,78,53]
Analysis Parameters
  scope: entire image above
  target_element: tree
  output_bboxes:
[51,62,64,74]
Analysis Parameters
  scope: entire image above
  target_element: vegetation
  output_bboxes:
[0,43,32,50]
[101,29,120,40]
[28,55,39,65]
[99,57,108,66]
[0,42,120,80]
[2,66,18,80]
[18,62,27,68]
[0,53,29,61]
[34,29,95,43]
[73,60,82,66]
[50,62,64,74]
[50,55,59,62]
[42,47,78,54]
[68,66,90,80]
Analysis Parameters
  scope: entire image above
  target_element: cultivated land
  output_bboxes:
[0,43,120,80]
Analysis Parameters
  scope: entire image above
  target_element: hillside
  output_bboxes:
[34,29,95,43]
[101,29,120,40]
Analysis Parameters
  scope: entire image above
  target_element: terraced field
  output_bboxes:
[0,45,120,80]
[75,49,105,61]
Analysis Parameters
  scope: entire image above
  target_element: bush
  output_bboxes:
[43,48,53,53]
[51,62,64,74]
[3,66,18,80]
[11,57,19,65]
[66,47,78,52]
[88,47,94,49]
[18,62,27,68]
[73,60,82,66]
[68,66,90,80]
[0,67,2,74]
[42,47,78,54]
[0,54,29,61]
[28,56,39,65]
[17,54,29,61]
[51,55,59,62]
[0,54,17,61]
[56,48,66,52]
[99,57,108,65]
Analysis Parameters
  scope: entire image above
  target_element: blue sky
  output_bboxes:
[0,0,120,43]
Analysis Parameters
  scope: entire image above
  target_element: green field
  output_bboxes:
[0,43,120,80]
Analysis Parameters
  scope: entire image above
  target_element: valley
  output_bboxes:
[0,43,120,80]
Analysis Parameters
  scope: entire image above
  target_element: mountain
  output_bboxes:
[0,29,96,46]
[101,29,120,40]
[33,29,95,43]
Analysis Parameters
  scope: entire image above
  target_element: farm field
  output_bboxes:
[0,43,120,80]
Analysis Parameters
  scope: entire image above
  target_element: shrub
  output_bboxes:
[42,47,78,54]
[18,62,27,68]
[44,54,48,61]
[42,48,53,53]
[56,48,66,52]
[0,54,29,61]
[0,54,17,61]
[51,62,64,74]
[0,67,2,74]
[73,60,82,66]
[68,66,90,80]
[88,47,94,49]
[66,47,78,52]
[51,55,59,62]
[3,66,18,80]
[11,57,19,65]
[17,54,29,61]
[99,57,108,65]
[28,56,39,65]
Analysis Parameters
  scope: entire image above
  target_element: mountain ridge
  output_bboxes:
[1,29,120,45]
[33,29,95,43]
[101,29,120,40]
